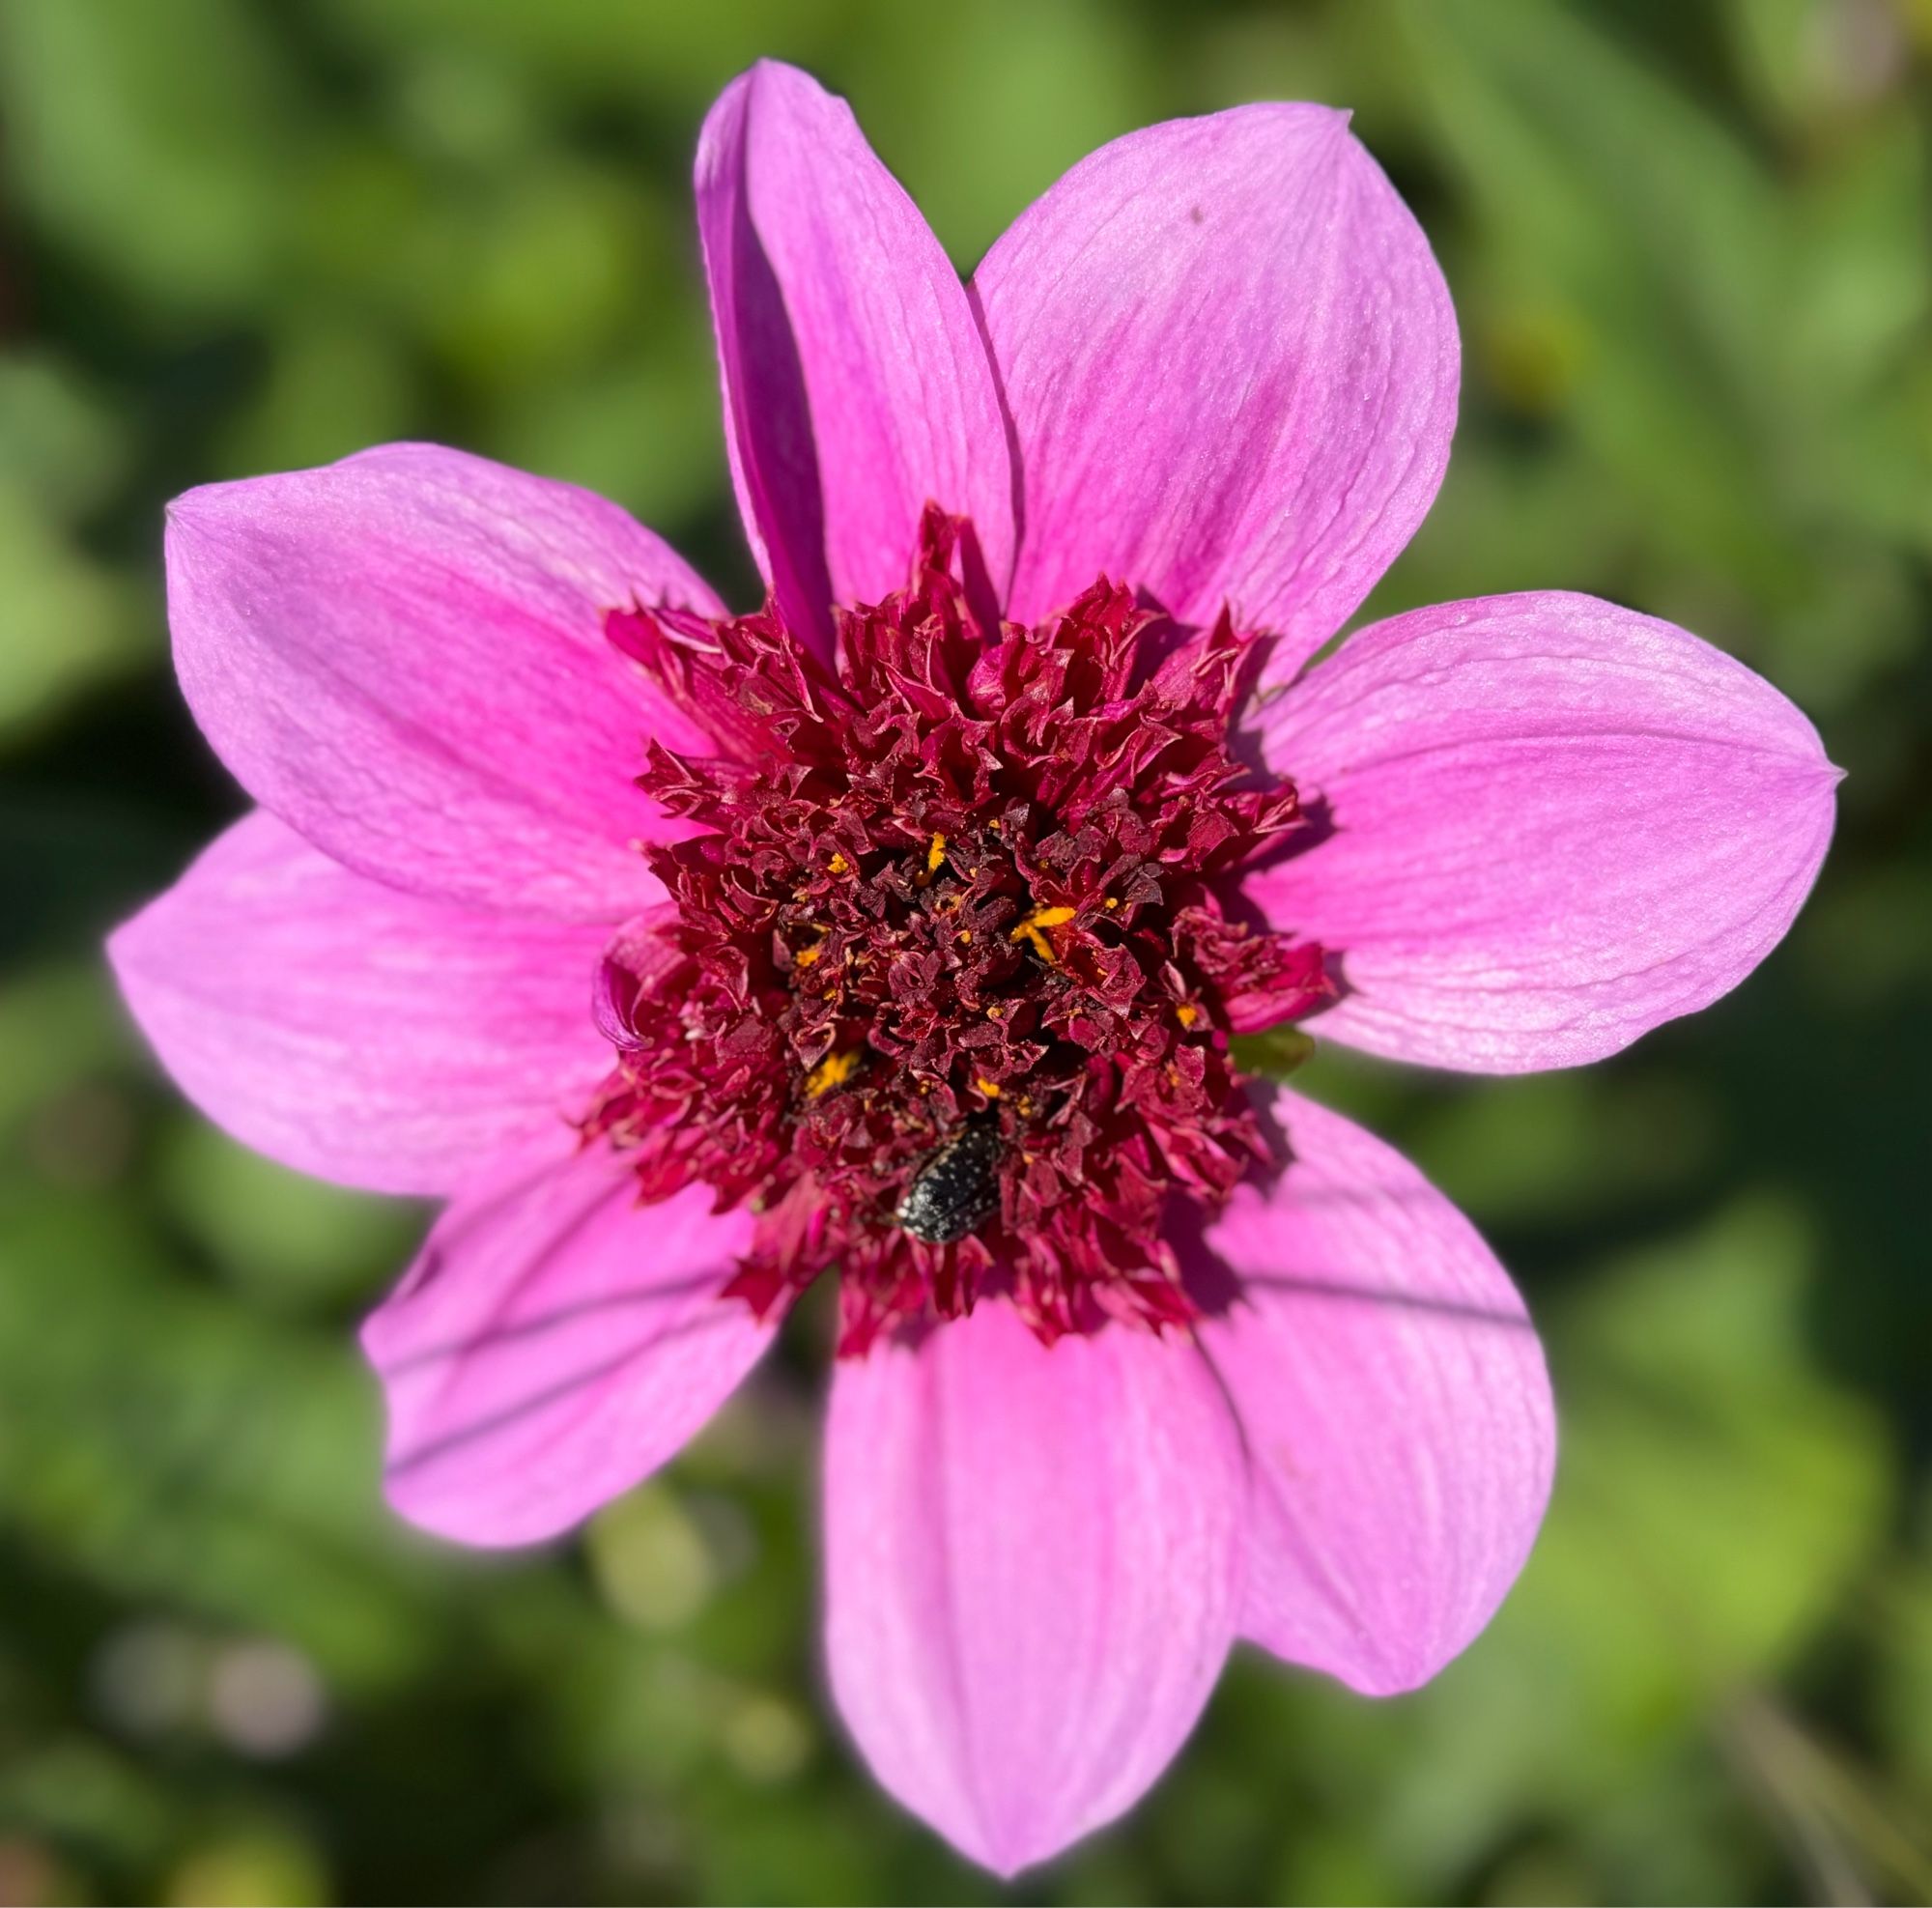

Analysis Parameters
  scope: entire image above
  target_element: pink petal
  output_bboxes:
[973,103,1455,667]
[166,441,723,922]
[1246,591,1840,1070]
[824,1303,1244,1876]
[108,811,611,1196]
[695,61,1014,652]
[362,1143,769,1547]
[1202,1089,1554,1694]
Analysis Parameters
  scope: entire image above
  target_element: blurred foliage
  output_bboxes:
[1,0,1929,1900]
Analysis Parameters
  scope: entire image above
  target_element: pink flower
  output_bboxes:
[108,62,1837,1875]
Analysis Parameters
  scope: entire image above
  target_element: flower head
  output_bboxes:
[594,508,1328,1353]
[108,60,1837,1876]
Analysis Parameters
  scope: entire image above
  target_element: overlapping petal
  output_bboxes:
[696,61,1014,652]
[824,1303,1245,1875]
[973,103,1456,667]
[1247,592,1839,1070]
[108,811,611,1196]
[362,1144,770,1547]
[165,442,721,922]
[1200,1089,1553,1694]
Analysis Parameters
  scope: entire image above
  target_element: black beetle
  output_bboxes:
[895,1124,1003,1244]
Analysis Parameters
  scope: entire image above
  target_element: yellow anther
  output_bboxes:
[1012,903,1074,961]
[976,1077,1002,1098]
[986,1005,1004,1020]
[793,935,826,969]
[1104,896,1121,911]
[1011,905,1077,937]
[827,852,850,875]
[805,1049,861,1098]
[956,928,973,944]
[926,833,947,873]
[1010,904,1077,963]
[1176,1003,1200,1029]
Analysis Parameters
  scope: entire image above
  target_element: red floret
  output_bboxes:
[584,509,1332,1352]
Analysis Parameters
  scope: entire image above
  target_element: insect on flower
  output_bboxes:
[109,60,1838,1876]
[895,1124,1004,1245]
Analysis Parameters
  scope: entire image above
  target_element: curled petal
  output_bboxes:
[824,1303,1244,1875]
[974,103,1456,667]
[108,811,611,1196]
[1203,1089,1554,1694]
[363,1144,770,1547]
[1247,592,1840,1070]
[696,61,1014,650]
[166,442,721,921]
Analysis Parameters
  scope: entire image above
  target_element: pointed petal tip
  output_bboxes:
[1307,100,1356,141]
[696,56,1013,625]
[824,1308,1243,1879]
[374,1472,568,1553]
[744,53,825,94]
[1250,591,1842,1073]
[159,480,221,541]
[1204,1090,1553,1693]
[156,443,715,920]
[104,812,617,1196]
[102,905,142,981]
[975,97,1454,661]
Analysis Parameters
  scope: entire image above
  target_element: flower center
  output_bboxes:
[585,510,1331,1353]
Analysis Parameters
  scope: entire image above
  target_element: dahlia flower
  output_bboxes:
[109,61,1837,1874]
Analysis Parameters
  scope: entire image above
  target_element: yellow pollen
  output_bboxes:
[1176,1003,1201,1029]
[805,1048,862,1098]
[1013,905,1077,934]
[827,852,850,875]
[793,934,826,969]
[976,1077,1002,1098]
[1104,896,1121,911]
[986,1005,1004,1020]
[927,833,947,873]
[1010,904,1076,964]
[956,928,973,944]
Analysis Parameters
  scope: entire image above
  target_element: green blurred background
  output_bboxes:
[1,0,1929,1900]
